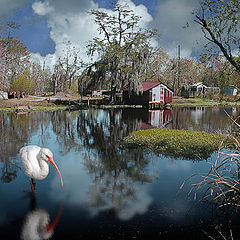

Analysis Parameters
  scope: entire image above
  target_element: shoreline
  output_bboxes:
[0,97,240,112]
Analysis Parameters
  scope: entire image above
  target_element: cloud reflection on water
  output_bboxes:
[49,150,154,221]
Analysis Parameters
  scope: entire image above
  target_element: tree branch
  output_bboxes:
[195,14,240,73]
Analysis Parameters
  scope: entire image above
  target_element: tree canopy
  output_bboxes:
[85,3,157,103]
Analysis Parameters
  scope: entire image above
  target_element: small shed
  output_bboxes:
[144,82,173,105]
[189,82,208,97]
[222,85,238,96]
[123,82,173,108]
[91,89,110,97]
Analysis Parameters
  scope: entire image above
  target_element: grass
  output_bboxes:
[173,96,240,107]
[0,105,80,112]
[123,128,223,159]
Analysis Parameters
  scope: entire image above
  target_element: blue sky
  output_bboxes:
[2,0,55,55]
[0,0,204,67]
[5,0,160,55]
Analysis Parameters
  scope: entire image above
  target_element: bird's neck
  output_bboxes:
[36,153,49,178]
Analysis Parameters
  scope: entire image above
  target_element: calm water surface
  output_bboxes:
[0,107,240,240]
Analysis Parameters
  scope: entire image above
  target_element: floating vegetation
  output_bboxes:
[123,128,223,159]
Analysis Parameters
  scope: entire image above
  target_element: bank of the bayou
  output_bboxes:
[0,96,240,112]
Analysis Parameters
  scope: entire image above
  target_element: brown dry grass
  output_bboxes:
[0,97,55,108]
[185,132,240,208]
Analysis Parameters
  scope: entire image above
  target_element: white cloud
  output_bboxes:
[31,0,208,68]
[32,1,54,16]
[31,0,154,69]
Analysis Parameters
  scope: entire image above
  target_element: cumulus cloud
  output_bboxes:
[2,0,209,66]
[151,0,205,58]
[30,0,207,67]
[31,0,98,67]
[31,0,154,69]
[32,1,54,16]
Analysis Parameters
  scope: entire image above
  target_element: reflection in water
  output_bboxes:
[121,108,172,130]
[1,160,20,183]
[21,209,53,240]
[171,106,240,133]
[148,109,172,128]
[49,108,157,220]
[0,107,240,239]
[21,195,62,240]
[79,109,158,220]
[86,169,154,220]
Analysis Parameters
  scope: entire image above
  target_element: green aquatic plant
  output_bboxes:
[123,128,223,159]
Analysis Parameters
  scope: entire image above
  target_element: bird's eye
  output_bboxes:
[45,155,50,160]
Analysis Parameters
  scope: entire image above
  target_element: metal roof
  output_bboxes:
[142,82,173,93]
[142,82,161,91]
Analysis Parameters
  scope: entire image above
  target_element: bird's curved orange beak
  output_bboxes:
[48,157,63,188]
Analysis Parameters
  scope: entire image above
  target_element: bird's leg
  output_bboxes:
[30,179,36,193]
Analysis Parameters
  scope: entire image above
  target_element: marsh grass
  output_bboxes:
[123,128,222,159]
[187,134,240,208]
[187,109,240,207]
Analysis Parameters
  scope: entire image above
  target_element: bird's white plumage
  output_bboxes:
[20,145,50,180]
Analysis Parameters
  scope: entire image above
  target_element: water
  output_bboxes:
[0,107,240,239]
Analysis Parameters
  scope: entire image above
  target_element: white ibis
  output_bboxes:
[20,145,63,192]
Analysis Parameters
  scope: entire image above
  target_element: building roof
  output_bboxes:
[142,82,161,91]
[191,82,208,88]
[142,81,174,93]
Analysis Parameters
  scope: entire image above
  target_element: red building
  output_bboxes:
[123,82,173,108]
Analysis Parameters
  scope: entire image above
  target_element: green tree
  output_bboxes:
[10,69,33,94]
[87,3,157,103]
[195,0,240,73]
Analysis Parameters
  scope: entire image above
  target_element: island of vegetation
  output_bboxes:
[123,128,223,159]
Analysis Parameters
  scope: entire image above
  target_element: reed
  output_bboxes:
[188,134,240,207]
[188,110,240,207]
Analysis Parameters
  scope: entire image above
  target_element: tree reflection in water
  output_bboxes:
[0,112,37,183]
[73,109,157,219]
[1,107,239,222]
[0,111,58,183]
[51,110,82,154]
